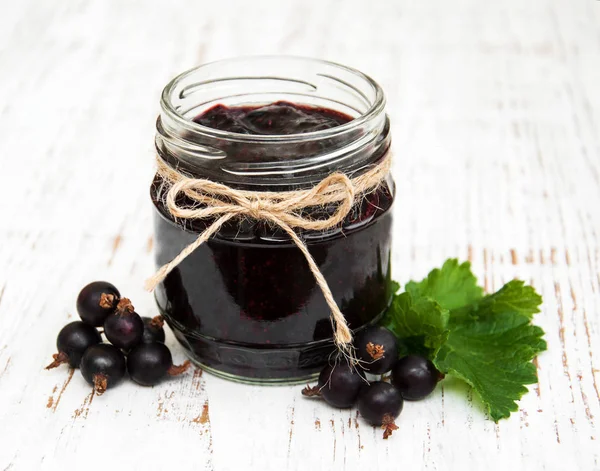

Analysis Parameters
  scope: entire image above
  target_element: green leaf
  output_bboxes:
[472,280,542,319]
[406,259,483,311]
[449,279,543,327]
[434,286,547,422]
[383,259,546,421]
[382,292,449,359]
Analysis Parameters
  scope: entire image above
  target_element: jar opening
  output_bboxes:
[160,56,385,143]
[156,56,389,188]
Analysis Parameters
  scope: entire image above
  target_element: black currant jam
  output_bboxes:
[152,58,394,384]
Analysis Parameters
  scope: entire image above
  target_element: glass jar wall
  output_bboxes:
[152,57,394,384]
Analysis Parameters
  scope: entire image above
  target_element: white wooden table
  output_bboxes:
[1,0,599,469]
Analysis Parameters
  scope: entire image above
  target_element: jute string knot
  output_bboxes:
[146,152,391,355]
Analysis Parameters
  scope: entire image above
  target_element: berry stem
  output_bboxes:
[366,342,385,360]
[45,351,69,370]
[150,315,165,329]
[98,293,117,309]
[93,374,108,395]
[167,360,191,376]
[301,384,321,397]
[115,298,135,315]
[381,414,398,439]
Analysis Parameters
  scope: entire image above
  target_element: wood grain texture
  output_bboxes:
[0,0,599,469]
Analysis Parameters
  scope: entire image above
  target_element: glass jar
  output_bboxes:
[151,56,394,384]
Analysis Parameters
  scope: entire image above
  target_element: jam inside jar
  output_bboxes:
[152,57,395,384]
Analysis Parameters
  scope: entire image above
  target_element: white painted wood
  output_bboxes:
[0,0,599,469]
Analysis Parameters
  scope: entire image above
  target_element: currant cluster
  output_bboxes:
[46,281,190,395]
[302,326,443,439]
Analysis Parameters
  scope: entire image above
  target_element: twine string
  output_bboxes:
[146,152,391,352]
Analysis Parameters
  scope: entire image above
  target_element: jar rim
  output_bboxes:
[160,55,386,143]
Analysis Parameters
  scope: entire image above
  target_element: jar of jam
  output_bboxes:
[151,56,394,384]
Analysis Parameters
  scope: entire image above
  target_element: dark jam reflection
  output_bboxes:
[192,101,351,135]
[152,102,394,382]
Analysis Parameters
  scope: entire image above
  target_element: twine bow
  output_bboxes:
[145,152,391,353]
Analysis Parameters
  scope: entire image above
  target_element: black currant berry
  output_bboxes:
[391,355,442,400]
[357,381,403,439]
[103,298,144,351]
[127,342,190,386]
[80,343,126,395]
[77,281,120,326]
[46,321,102,369]
[302,361,366,408]
[355,326,399,374]
[141,315,166,344]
